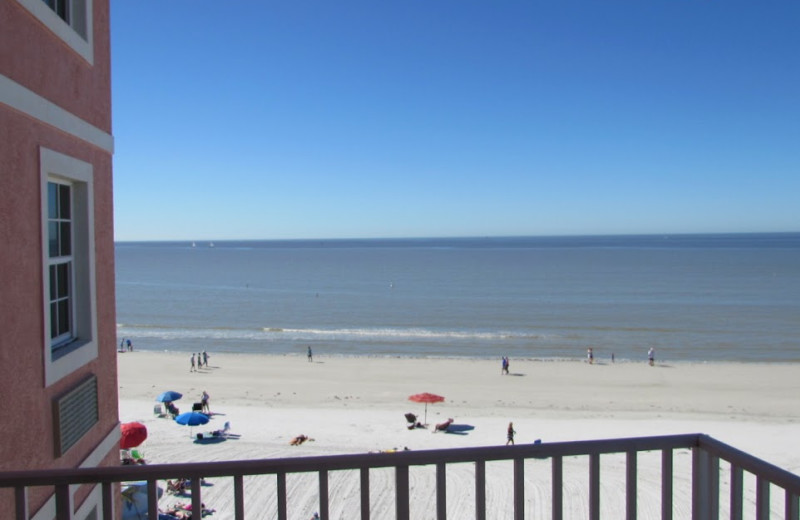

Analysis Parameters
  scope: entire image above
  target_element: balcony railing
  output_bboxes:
[1,433,799,519]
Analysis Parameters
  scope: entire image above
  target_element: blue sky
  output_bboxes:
[111,1,799,241]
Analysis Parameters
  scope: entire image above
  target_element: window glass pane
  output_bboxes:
[57,299,71,336]
[60,222,72,256]
[50,301,58,339]
[59,184,71,219]
[48,182,58,219]
[56,262,70,299]
[50,265,57,300]
[49,222,59,257]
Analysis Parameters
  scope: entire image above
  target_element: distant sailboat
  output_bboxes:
[192,242,196,248]
[209,242,215,248]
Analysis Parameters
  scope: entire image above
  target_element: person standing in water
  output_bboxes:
[307,346,313,362]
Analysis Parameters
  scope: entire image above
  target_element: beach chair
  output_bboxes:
[154,403,163,416]
[192,402,203,412]
[405,413,423,430]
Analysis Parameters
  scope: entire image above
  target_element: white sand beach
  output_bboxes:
[118,352,800,519]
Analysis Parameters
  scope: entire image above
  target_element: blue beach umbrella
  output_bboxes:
[174,412,210,438]
[156,390,183,403]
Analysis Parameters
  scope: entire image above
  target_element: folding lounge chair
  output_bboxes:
[405,413,422,430]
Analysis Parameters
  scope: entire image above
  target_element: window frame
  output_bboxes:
[16,0,94,64]
[48,180,75,347]
[40,148,98,387]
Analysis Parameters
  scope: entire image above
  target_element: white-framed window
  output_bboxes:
[40,148,98,387]
[48,180,74,346]
[16,0,94,64]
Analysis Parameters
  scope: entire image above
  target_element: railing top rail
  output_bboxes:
[698,434,800,493]
[0,433,702,488]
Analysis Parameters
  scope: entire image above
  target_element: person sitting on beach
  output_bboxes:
[166,478,189,495]
[290,434,314,446]
[158,507,189,520]
[166,502,215,519]
[165,401,180,418]
[434,418,453,433]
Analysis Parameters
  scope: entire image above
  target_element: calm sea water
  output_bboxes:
[115,233,800,362]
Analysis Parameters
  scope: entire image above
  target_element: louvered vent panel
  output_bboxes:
[55,376,98,456]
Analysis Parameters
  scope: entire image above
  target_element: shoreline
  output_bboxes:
[116,347,799,365]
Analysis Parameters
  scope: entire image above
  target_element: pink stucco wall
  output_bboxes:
[0,0,117,514]
[0,0,112,132]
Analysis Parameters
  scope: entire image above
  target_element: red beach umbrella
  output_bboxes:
[408,392,445,426]
[120,422,148,449]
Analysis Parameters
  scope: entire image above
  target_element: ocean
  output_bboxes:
[115,233,800,362]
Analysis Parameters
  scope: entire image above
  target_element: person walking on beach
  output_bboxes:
[307,346,313,362]
[506,422,516,445]
[126,339,133,352]
[501,356,508,375]
[648,347,655,367]
[201,390,210,414]
[203,350,209,366]
[587,348,594,364]
[190,353,196,372]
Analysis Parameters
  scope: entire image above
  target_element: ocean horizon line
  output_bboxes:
[115,231,800,249]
